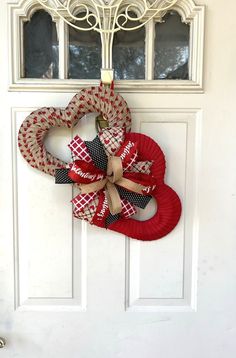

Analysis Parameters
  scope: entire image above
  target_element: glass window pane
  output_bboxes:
[113,14,145,80]
[154,11,190,80]
[68,18,101,79]
[23,10,59,79]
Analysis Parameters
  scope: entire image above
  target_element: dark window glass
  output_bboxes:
[154,11,190,80]
[68,17,101,79]
[113,13,145,80]
[23,10,59,78]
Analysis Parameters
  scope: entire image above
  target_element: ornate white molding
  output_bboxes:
[178,0,205,87]
[8,0,205,93]
[154,0,203,22]
[8,0,59,21]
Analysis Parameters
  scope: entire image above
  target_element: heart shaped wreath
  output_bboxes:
[18,85,181,241]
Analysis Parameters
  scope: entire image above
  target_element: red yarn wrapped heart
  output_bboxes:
[108,133,181,241]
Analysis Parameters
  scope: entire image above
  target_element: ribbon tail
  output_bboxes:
[105,213,120,227]
[105,181,122,215]
[117,186,152,209]
[55,168,75,184]
[115,177,146,194]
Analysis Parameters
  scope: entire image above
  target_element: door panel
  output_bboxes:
[13,110,86,310]
[127,109,200,311]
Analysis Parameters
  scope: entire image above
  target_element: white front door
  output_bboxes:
[1,0,236,357]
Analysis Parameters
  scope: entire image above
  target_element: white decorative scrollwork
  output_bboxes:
[36,1,178,32]
[36,0,178,72]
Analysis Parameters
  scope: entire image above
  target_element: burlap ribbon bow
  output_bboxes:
[79,155,148,215]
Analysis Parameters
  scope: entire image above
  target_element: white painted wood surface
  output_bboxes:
[1,0,236,357]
